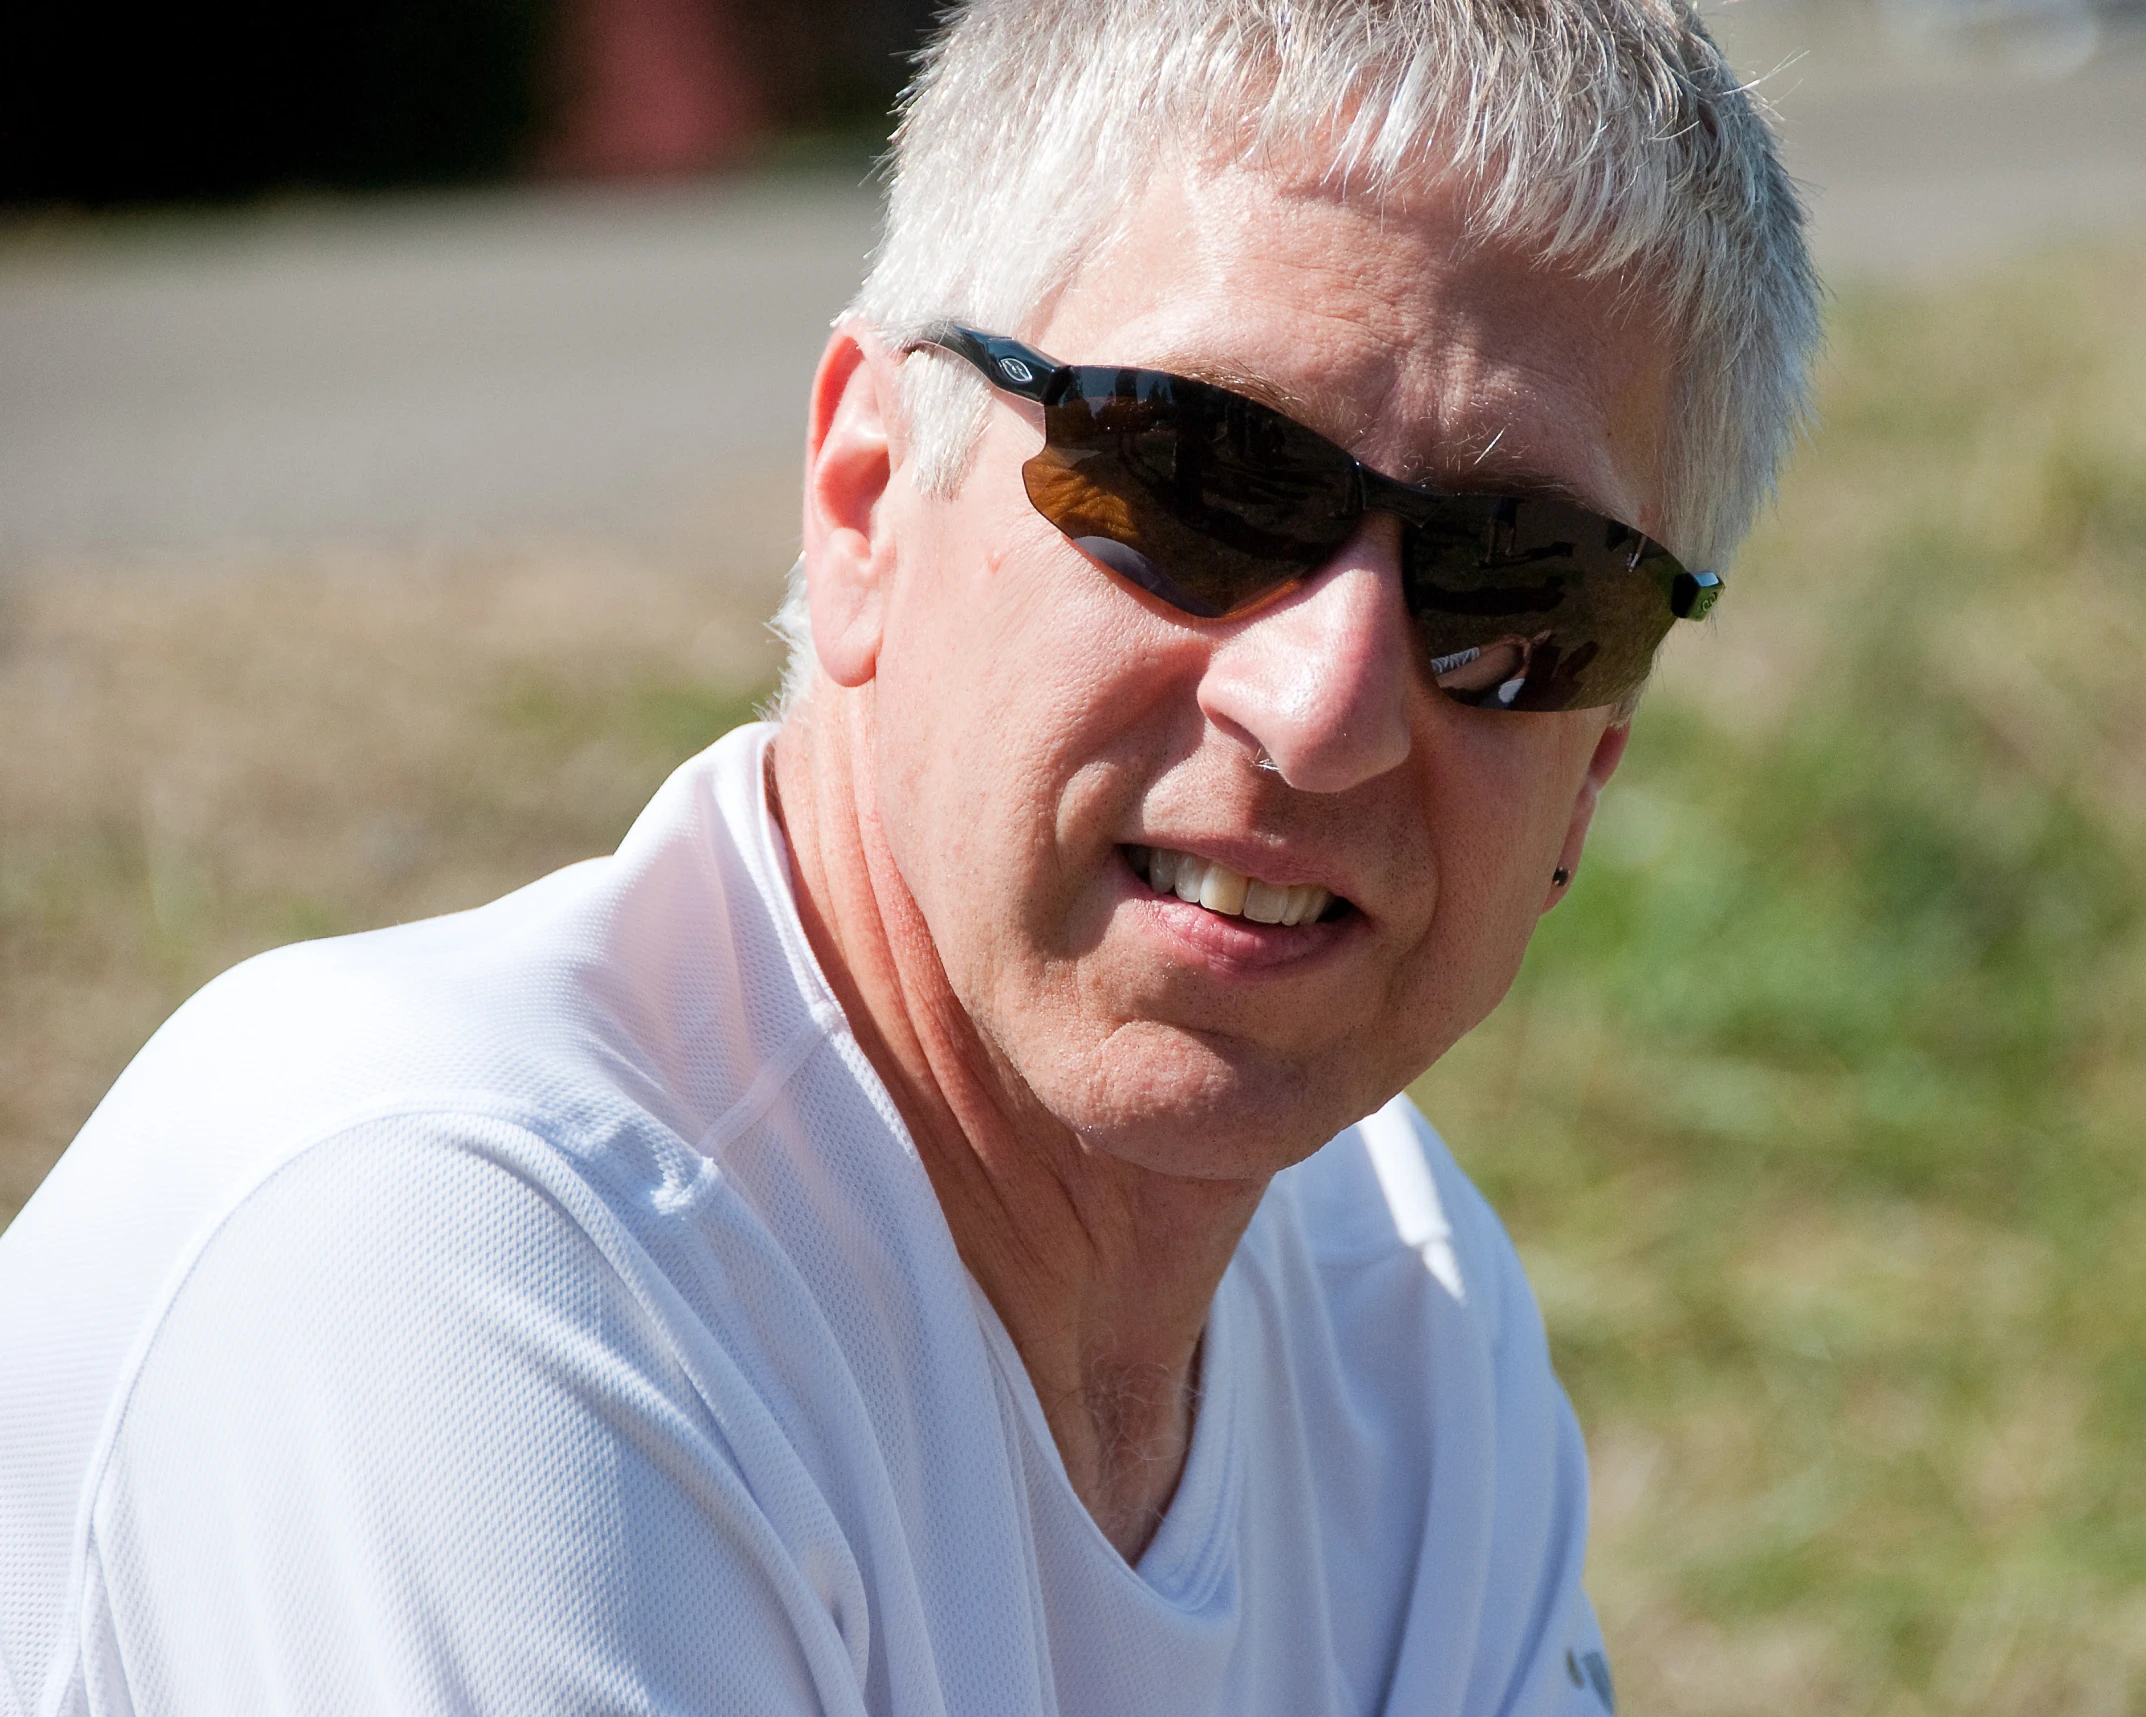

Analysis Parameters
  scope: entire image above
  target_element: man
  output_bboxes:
[0,1,1817,1712]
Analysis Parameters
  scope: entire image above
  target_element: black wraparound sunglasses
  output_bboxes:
[907,323,1720,714]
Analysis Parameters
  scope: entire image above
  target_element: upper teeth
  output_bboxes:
[1131,847,1333,926]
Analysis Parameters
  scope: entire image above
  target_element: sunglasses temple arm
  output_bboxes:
[1669,566,1723,619]
[905,323,1064,404]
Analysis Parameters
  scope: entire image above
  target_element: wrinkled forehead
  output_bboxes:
[1032,154,1681,529]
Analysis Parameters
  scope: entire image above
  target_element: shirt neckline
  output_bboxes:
[966,1268,1244,1616]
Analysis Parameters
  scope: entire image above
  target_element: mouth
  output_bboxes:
[1124,845,1349,926]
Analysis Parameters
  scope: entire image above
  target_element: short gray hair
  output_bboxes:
[774,0,1819,718]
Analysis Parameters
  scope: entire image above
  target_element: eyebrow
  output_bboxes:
[1143,349,1408,467]
[1439,436,1596,505]
[1125,348,1611,513]
[1149,351,1328,421]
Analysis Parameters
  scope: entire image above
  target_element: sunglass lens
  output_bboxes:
[1405,498,1683,711]
[1020,370,1356,618]
[987,341,1691,714]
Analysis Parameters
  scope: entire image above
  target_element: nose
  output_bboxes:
[1195,521,1415,793]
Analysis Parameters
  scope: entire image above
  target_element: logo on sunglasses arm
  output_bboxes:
[997,356,1036,385]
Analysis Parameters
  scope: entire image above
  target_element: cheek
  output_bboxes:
[868,524,1190,973]
[1405,717,1596,1017]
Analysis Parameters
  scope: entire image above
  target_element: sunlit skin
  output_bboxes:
[772,155,1678,1559]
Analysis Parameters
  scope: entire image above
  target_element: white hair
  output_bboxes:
[773,0,1820,719]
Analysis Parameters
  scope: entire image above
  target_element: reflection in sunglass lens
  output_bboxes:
[1025,372,1358,619]
[1402,498,1680,712]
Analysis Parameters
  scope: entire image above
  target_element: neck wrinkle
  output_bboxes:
[769,691,1265,1562]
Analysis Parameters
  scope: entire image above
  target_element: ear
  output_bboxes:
[1540,719,1631,913]
[800,323,904,689]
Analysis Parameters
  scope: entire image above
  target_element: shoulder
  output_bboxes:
[77,1115,860,1714]
[108,724,813,1150]
[1250,1097,1616,1715]
[0,725,858,1708]
[118,1111,704,1441]
[1243,1092,1575,1548]
[1263,1092,1538,1356]
[23,722,826,1249]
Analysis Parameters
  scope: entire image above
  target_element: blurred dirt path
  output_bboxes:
[0,176,879,571]
[1742,30,2146,279]
[0,37,2141,566]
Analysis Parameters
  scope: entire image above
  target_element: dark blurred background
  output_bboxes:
[0,0,939,205]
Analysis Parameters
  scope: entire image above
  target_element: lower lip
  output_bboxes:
[1114,852,1355,973]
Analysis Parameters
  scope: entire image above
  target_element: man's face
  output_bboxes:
[854,158,1677,1182]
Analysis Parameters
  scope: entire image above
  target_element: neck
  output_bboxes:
[770,696,1267,1560]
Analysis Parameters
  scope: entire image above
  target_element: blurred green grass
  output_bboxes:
[3,243,2142,1714]
[1422,243,2146,1711]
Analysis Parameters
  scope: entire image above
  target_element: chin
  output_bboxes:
[1044,1022,1393,1182]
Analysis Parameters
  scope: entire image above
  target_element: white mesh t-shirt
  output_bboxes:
[0,723,1616,1717]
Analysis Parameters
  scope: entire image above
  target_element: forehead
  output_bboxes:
[1031,157,1679,531]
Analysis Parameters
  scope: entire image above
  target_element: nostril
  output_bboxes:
[1195,559,1416,794]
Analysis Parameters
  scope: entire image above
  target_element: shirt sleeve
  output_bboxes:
[80,1118,868,1717]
